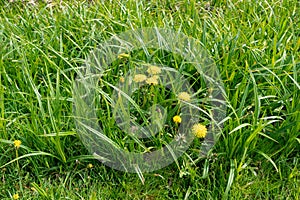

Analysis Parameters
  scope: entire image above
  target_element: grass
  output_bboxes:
[0,0,299,199]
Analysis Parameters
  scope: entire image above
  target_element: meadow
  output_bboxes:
[0,0,299,199]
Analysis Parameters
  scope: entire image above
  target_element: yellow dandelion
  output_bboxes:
[146,75,159,85]
[133,74,147,83]
[192,124,207,138]
[117,53,130,59]
[87,163,93,169]
[173,115,182,124]
[13,140,21,149]
[119,76,125,83]
[147,65,161,75]
[178,92,191,102]
[12,194,19,200]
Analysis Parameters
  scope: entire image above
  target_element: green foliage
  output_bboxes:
[0,0,299,199]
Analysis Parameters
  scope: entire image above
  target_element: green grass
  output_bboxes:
[0,0,299,199]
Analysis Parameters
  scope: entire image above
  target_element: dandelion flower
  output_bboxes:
[87,163,93,169]
[173,115,182,124]
[13,194,19,200]
[13,140,21,149]
[146,75,159,85]
[192,124,207,138]
[118,53,130,59]
[133,74,147,83]
[147,65,161,75]
[119,76,125,83]
[178,92,191,102]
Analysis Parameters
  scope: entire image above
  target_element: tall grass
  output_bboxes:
[0,0,299,199]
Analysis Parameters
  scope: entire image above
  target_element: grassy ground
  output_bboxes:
[0,0,299,199]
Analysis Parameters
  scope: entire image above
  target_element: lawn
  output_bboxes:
[0,0,299,199]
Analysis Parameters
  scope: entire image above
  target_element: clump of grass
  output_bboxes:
[0,0,299,199]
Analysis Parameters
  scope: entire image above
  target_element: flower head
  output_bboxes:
[13,140,21,149]
[192,124,207,138]
[87,163,93,169]
[13,194,19,200]
[178,92,191,102]
[133,74,147,83]
[119,76,125,83]
[173,115,182,124]
[146,75,159,85]
[147,65,161,75]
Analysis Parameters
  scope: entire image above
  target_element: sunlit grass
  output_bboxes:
[0,0,299,199]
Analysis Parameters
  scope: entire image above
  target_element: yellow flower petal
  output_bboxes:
[13,194,19,200]
[192,124,207,138]
[147,65,161,75]
[173,115,182,124]
[146,75,159,85]
[178,92,191,102]
[13,140,21,149]
[133,74,147,83]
